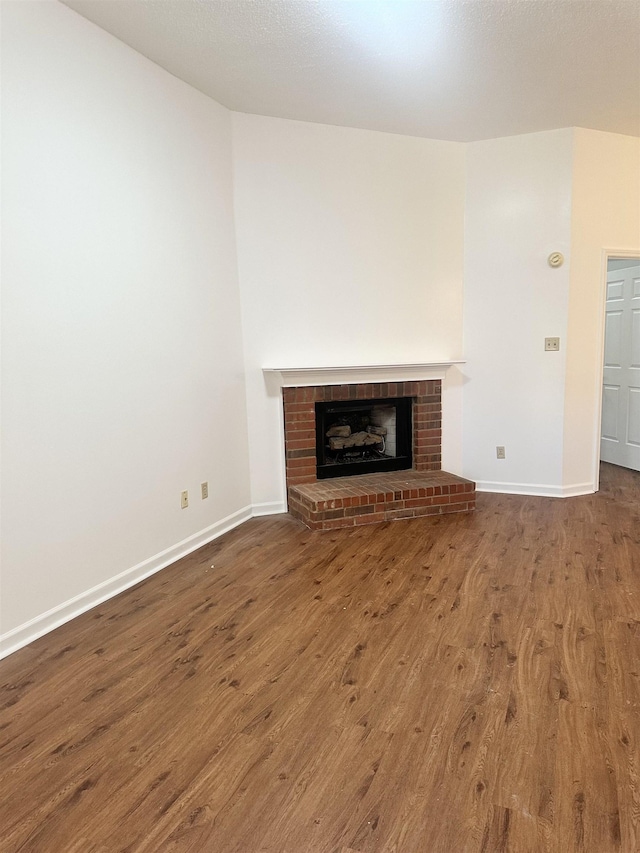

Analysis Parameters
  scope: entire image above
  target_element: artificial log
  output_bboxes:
[326,425,351,438]
[328,431,384,450]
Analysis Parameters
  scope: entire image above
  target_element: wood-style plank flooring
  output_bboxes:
[1,462,639,852]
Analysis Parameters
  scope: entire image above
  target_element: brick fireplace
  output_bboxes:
[281,378,475,530]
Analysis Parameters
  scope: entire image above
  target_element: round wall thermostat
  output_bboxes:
[548,252,564,268]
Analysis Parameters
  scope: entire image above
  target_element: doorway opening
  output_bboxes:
[600,254,640,476]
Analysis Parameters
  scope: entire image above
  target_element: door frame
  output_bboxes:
[593,247,640,490]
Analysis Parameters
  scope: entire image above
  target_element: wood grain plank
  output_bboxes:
[554,702,622,853]
[1,463,640,852]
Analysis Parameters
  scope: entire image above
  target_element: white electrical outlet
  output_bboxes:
[545,337,560,351]
[496,446,506,459]
[181,490,189,509]
[201,481,209,500]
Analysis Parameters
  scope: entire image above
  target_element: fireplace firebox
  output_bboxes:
[315,396,412,479]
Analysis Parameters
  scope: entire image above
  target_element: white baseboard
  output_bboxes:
[0,505,253,660]
[560,483,597,498]
[252,501,287,516]
[476,481,595,498]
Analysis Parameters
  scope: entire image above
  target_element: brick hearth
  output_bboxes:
[289,470,475,531]
[283,379,476,529]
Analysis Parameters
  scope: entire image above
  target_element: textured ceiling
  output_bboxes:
[60,0,640,142]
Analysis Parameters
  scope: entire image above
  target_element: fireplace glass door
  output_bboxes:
[315,397,412,479]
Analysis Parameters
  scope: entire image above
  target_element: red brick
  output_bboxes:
[384,500,405,511]
[405,497,433,508]
[317,508,346,520]
[287,475,315,486]
[386,508,416,520]
[284,409,314,423]
[411,505,443,517]
[415,435,442,447]
[284,428,315,443]
[324,499,343,510]
[285,438,315,451]
[286,448,315,460]
[284,423,314,437]
[289,471,315,482]
[345,504,374,517]
[419,444,441,455]
[284,401,315,414]
[442,504,468,516]
[355,512,386,525]
[286,470,315,482]
[321,517,356,530]
[414,406,442,420]
[414,457,441,469]
[287,456,317,468]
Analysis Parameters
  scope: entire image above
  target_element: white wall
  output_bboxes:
[463,129,574,495]
[232,114,466,511]
[1,1,250,652]
[563,129,640,489]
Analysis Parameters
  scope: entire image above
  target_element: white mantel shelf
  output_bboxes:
[263,361,465,388]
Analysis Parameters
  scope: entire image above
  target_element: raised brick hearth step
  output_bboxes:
[289,470,475,531]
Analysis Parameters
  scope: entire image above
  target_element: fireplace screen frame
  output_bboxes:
[315,396,413,479]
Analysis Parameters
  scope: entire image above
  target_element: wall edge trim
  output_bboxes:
[0,505,253,660]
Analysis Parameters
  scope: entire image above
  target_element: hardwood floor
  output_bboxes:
[1,462,639,853]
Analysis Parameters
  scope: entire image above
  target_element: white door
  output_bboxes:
[601,262,640,470]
